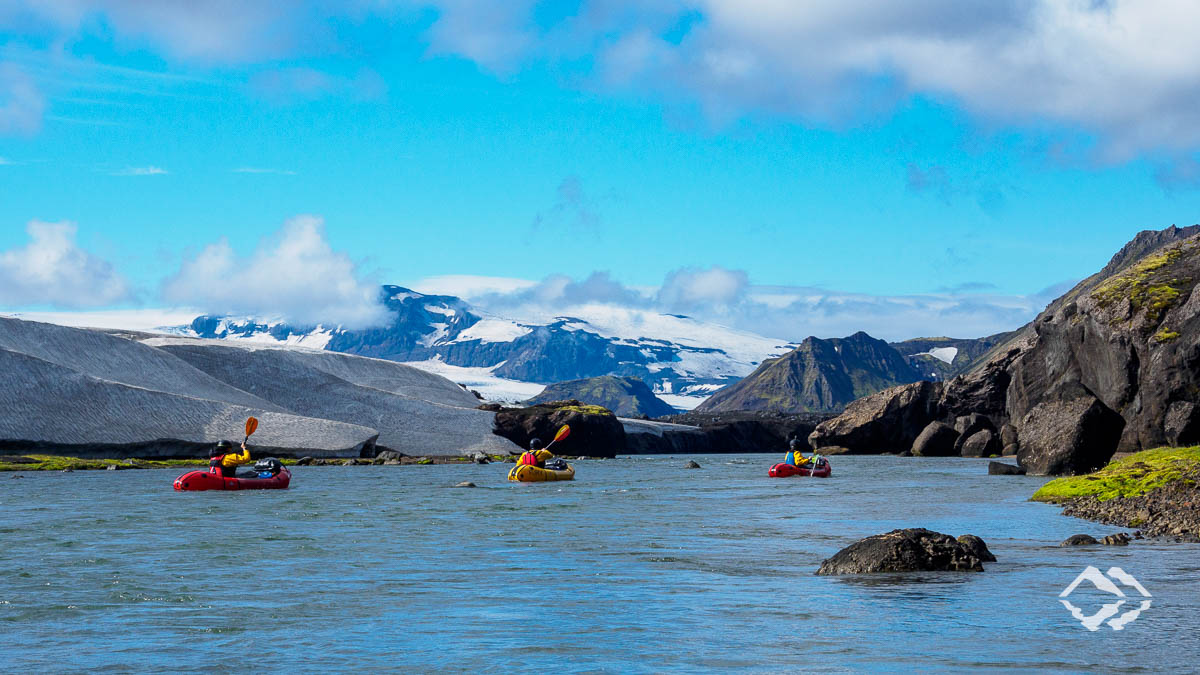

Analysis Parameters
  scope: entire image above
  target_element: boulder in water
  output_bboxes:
[684,460,701,469]
[956,534,996,562]
[960,429,1002,457]
[911,421,959,457]
[1016,396,1125,475]
[1061,534,1099,546]
[987,461,1025,475]
[816,528,990,574]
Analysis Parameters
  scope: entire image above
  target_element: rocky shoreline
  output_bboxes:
[1059,474,1200,541]
[1033,447,1200,541]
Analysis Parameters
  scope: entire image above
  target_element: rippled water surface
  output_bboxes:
[3,455,1199,672]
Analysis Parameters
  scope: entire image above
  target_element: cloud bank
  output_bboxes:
[0,220,130,308]
[161,215,387,327]
[8,1,1200,164]
[424,266,1060,342]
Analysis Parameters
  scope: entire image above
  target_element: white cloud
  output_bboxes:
[4,0,333,64]
[418,269,1057,342]
[403,0,1200,162]
[657,266,748,312]
[0,63,44,135]
[112,166,168,176]
[0,220,130,308]
[161,215,387,327]
[8,1,1200,161]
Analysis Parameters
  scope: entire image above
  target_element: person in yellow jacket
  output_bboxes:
[783,438,812,467]
[517,438,554,468]
[209,440,252,478]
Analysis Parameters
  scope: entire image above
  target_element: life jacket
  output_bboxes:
[518,451,540,467]
[209,454,233,476]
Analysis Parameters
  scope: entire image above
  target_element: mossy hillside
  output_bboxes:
[1091,242,1197,325]
[1032,446,1200,503]
[556,404,614,416]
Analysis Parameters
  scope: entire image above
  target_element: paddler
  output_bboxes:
[517,438,553,469]
[209,440,252,478]
[782,438,812,467]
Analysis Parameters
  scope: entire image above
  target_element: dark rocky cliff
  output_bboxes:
[695,331,924,413]
[809,225,1200,475]
[891,332,1015,381]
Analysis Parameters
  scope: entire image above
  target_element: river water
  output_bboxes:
[2,454,1198,672]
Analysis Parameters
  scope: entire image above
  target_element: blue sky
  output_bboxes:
[3,1,1200,340]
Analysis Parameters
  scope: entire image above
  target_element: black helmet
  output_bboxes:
[215,440,234,451]
[529,438,544,450]
[788,439,801,450]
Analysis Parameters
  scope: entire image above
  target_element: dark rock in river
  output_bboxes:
[1061,534,1099,546]
[493,400,623,458]
[960,429,1001,458]
[1016,396,1125,475]
[952,413,995,454]
[1102,533,1132,546]
[911,421,959,457]
[809,380,943,454]
[684,460,701,469]
[956,534,997,562]
[816,528,990,574]
[987,461,1025,475]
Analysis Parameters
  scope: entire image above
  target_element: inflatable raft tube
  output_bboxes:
[768,460,831,478]
[174,467,292,491]
[508,463,575,482]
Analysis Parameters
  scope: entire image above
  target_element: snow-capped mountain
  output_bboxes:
[180,285,798,409]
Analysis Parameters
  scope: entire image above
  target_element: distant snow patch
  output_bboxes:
[424,304,456,317]
[402,357,544,403]
[450,318,531,344]
[917,346,958,364]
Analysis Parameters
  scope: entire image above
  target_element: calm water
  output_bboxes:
[2,455,1199,673]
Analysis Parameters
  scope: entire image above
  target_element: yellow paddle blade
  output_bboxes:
[245,416,259,438]
[553,425,570,443]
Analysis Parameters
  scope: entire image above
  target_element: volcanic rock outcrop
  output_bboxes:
[810,225,1200,475]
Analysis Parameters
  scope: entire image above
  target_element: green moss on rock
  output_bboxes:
[1092,245,1192,324]
[1032,446,1200,503]
[1155,327,1181,343]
